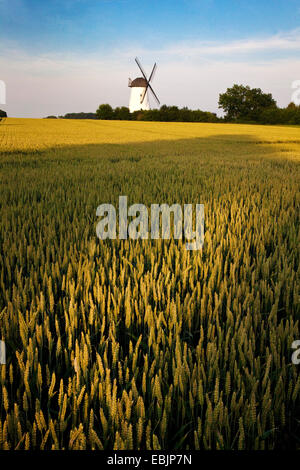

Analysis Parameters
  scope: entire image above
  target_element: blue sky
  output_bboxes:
[1,0,299,53]
[0,0,300,117]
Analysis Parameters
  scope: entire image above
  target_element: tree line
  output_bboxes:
[0,109,7,122]
[6,82,300,125]
[218,84,300,125]
[95,104,219,122]
[93,85,300,125]
[45,112,98,120]
[94,86,300,125]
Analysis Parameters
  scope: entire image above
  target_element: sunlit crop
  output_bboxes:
[0,118,299,450]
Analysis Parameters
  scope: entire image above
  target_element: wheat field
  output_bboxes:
[0,118,299,450]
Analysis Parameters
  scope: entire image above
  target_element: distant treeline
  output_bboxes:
[218,85,300,125]
[257,103,300,125]
[95,102,300,125]
[96,104,219,122]
[43,83,300,125]
[45,112,98,119]
[49,106,218,123]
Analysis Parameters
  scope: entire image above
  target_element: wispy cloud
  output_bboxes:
[121,29,300,62]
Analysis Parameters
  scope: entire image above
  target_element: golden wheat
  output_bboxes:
[0,118,299,449]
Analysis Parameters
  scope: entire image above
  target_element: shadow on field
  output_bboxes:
[0,122,24,126]
[1,132,299,165]
[1,132,298,210]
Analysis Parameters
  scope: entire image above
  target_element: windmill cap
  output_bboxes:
[130,77,148,87]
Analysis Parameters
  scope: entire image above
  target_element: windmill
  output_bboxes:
[128,57,160,113]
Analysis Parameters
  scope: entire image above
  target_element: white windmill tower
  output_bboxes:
[128,57,160,113]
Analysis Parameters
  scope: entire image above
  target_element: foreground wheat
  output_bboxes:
[0,118,299,450]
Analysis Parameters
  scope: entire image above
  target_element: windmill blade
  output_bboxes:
[135,57,148,80]
[148,63,157,83]
[140,84,149,104]
[148,84,160,106]
[135,58,159,105]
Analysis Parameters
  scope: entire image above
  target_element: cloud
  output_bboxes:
[120,29,300,63]
[0,30,299,117]
[159,29,300,58]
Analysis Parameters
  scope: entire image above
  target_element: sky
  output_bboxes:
[0,0,300,117]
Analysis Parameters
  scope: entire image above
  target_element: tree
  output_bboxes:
[0,109,7,118]
[62,112,97,119]
[96,104,114,120]
[114,106,131,121]
[218,84,276,121]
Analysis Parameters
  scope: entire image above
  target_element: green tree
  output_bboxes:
[0,109,7,118]
[96,104,114,120]
[218,84,276,121]
[114,106,131,120]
